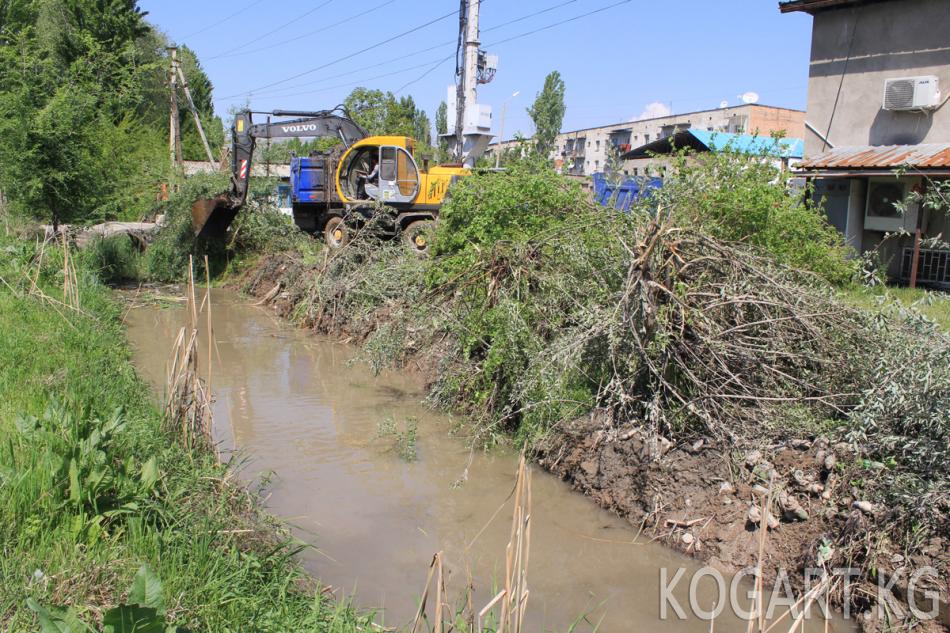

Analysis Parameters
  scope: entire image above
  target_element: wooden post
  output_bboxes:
[175,63,217,169]
[909,180,926,288]
[168,47,183,170]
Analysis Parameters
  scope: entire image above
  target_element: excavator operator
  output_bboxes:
[358,155,380,200]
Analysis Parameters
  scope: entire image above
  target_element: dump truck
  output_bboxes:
[192,108,469,254]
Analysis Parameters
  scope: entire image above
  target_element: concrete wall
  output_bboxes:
[803,0,950,155]
[485,104,805,177]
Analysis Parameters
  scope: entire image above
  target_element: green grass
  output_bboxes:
[0,238,370,631]
[840,284,950,331]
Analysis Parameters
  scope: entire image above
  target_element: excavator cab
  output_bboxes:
[337,137,421,205]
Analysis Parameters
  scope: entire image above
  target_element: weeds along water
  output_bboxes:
[0,235,371,631]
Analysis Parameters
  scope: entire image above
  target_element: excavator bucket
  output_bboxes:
[191,194,239,239]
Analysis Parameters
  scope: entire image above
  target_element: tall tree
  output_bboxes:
[435,101,448,156]
[0,0,219,224]
[344,87,433,148]
[527,71,566,158]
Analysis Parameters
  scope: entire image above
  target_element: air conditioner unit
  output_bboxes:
[883,75,940,111]
[865,178,907,232]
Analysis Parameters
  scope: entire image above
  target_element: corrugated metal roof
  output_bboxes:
[622,130,804,160]
[690,130,804,158]
[797,144,950,170]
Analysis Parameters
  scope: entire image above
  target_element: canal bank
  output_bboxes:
[124,288,858,632]
[0,238,370,631]
[238,243,949,633]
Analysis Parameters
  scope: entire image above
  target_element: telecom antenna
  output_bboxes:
[444,0,497,167]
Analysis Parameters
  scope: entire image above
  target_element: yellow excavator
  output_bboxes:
[192,108,469,254]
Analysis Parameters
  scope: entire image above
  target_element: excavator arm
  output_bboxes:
[191,107,367,238]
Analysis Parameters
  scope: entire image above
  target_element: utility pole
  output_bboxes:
[445,0,496,167]
[455,0,479,162]
[168,47,183,170]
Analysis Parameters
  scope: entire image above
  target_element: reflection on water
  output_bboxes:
[125,290,854,633]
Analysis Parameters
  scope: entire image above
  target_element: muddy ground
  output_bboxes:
[241,253,948,632]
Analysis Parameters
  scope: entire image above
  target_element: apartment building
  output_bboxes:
[485,103,805,176]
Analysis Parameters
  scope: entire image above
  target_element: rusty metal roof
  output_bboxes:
[797,144,950,170]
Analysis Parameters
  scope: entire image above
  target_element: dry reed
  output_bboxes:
[162,255,213,451]
[412,454,532,633]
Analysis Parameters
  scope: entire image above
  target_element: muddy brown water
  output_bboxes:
[124,289,855,632]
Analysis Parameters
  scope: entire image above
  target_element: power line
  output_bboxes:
[483,0,632,48]
[206,0,397,61]
[205,0,338,60]
[226,57,455,104]
[229,39,458,100]
[393,0,632,97]
[220,6,461,99]
[179,0,269,40]
[217,0,579,101]
[394,55,454,95]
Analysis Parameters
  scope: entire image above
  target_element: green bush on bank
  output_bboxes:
[653,147,858,285]
[0,237,369,631]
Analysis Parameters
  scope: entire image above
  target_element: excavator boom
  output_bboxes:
[191,107,366,238]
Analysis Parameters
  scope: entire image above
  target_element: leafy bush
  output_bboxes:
[433,161,588,258]
[145,173,307,282]
[80,235,145,283]
[144,173,229,281]
[654,146,858,284]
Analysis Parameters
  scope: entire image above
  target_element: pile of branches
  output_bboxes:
[524,218,871,443]
[248,207,948,550]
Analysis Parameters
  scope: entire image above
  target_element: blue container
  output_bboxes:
[592,172,662,212]
[291,155,330,204]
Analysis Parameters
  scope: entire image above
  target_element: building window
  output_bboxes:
[633,168,639,176]
[644,134,650,142]
[623,170,629,176]
[595,140,600,150]
[595,160,599,169]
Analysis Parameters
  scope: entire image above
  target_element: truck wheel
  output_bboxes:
[324,216,350,249]
[402,220,434,256]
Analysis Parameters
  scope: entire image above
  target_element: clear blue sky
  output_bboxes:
[140,0,814,139]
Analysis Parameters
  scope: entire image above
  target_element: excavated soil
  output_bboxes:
[240,252,948,632]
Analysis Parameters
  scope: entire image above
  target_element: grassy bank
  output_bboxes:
[840,284,950,332]
[0,236,369,631]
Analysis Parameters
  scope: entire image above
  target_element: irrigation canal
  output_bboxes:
[124,289,854,632]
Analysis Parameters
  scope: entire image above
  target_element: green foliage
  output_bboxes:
[15,404,162,523]
[81,235,145,283]
[344,87,430,140]
[526,71,566,158]
[654,145,858,284]
[0,234,370,631]
[0,1,223,225]
[144,173,229,281]
[377,416,419,462]
[144,172,308,282]
[435,100,449,159]
[432,161,587,259]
